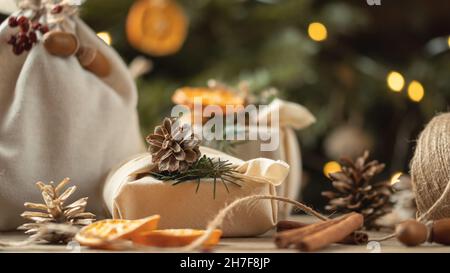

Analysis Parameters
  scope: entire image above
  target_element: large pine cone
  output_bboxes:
[146,118,201,173]
[322,151,393,230]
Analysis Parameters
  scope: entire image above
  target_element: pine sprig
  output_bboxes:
[150,155,243,199]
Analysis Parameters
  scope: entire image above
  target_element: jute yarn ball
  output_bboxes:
[411,113,450,221]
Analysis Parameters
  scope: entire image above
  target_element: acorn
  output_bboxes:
[395,219,428,247]
[76,46,111,78]
[43,31,79,57]
[430,218,450,245]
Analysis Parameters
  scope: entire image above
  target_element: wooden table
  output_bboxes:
[1,216,449,253]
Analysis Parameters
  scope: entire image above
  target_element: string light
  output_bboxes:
[323,161,341,177]
[390,172,403,185]
[448,36,450,48]
[97,32,112,46]
[387,71,405,92]
[308,22,328,42]
[407,80,425,102]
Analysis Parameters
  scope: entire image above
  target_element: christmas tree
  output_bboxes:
[2,0,449,208]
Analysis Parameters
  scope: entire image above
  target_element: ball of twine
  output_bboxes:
[411,113,450,221]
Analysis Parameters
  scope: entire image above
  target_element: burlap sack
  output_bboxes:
[103,147,289,237]
[0,5,143,230]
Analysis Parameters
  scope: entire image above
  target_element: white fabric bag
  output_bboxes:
[0,2,143,230]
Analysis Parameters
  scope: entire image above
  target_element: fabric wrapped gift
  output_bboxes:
[0,1,143,230]
[103,147,289,237]
[232,99,315,218]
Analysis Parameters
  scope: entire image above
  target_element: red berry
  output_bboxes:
[17,16,28,25]
[39,25,49,34]
[7,35,16,45]
[8,16,18,27]
[32,22,41,30]
[24,42,32,51]
[51,5,64,14]
[13,44,24,55]
[29,32,37,43]
[20,21,30,32]
[17,32,28,44]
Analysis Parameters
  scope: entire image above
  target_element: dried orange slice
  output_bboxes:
[132,229,222,247]
[75,215,160,249]
[172,87,245,111]
[126,0,188,56]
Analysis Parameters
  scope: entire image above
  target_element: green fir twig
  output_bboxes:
[149,155,243,199]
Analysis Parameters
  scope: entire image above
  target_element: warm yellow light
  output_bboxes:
[323,161,342,177]
[308,22,328,42]
[407,80,425,102]
[447,36,450,48]
[387,71,405,92]
[97,32,112,46]
[390,172,403,185]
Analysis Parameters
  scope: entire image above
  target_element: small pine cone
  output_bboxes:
[146,118,201,173]
[18,178,95,244]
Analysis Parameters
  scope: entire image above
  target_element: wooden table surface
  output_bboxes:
[1,216,449,253]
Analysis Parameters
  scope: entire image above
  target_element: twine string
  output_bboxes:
[411,113,450,222]
[376,113,450,242]
[183,195,328,251]
[417,179,450,222]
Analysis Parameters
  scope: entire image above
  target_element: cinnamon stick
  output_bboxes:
[276,220,368,245]
[276,220,309,232]
[275,214,354,248]
[338,231,368,245]
[296,212,364,252]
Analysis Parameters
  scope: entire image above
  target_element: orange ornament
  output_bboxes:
[75,215,160,249]
[126,0,188,56]
[132,229,223,247]
[172,87,245,111]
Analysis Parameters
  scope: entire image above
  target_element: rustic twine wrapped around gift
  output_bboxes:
[183,195,328,251]
[410,113,450,221]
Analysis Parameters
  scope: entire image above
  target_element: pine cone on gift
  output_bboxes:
[146,117,201,173]
[322,151,394,230]
[18,178,96,244]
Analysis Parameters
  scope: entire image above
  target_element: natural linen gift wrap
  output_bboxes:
[103,147,289,237]
[233,99,315,218]
[0,2,143,230]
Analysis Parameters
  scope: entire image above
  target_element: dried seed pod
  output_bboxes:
[430,218,450,245]
[77,46,111,78]
[43,31,79,57]
[395,219,428,247]
[77,46,96,66]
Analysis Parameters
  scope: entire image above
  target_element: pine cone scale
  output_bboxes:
[184,149,198,163]
[329,172,352,183]
[24,203,48,210]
